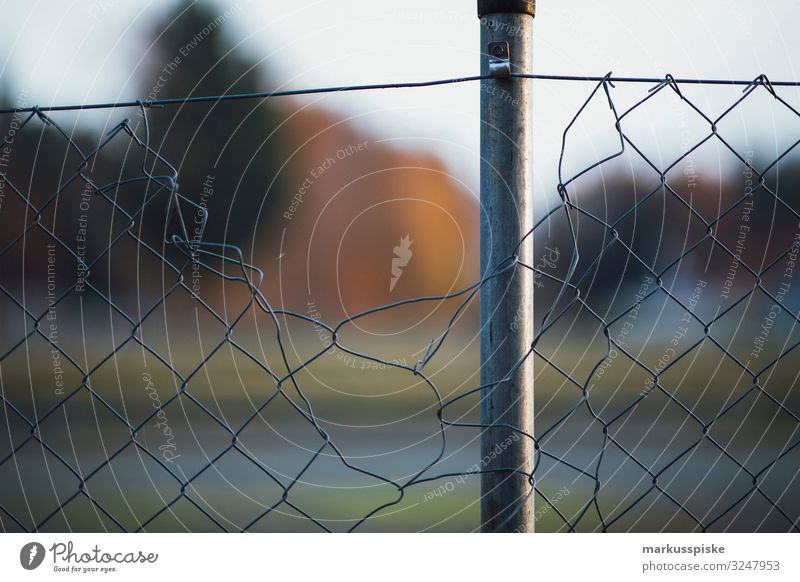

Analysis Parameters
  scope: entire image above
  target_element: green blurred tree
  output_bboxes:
[136,0,288,252]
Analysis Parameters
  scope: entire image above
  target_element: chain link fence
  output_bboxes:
[0,74,799,532]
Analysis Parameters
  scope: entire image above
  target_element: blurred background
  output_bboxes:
[1,0,799,532]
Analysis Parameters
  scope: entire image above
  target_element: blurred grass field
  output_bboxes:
[2,322,799,532]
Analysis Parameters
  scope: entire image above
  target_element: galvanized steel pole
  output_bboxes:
[478,0,535,533]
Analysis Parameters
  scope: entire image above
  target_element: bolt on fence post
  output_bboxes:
[478,0,535,533]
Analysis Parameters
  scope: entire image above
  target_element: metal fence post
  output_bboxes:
[478,0,535,533]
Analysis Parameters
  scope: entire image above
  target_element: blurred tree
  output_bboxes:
[136,0,288,252]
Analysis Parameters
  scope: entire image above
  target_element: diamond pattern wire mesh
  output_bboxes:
[0,75,799,532]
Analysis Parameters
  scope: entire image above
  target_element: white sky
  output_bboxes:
[1,0,799,208]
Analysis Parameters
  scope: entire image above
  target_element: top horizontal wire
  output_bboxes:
[1,72,799,115]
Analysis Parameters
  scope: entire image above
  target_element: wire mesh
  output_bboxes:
[0,73,799,532]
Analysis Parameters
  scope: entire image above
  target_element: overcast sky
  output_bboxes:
[1,0,799,207]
